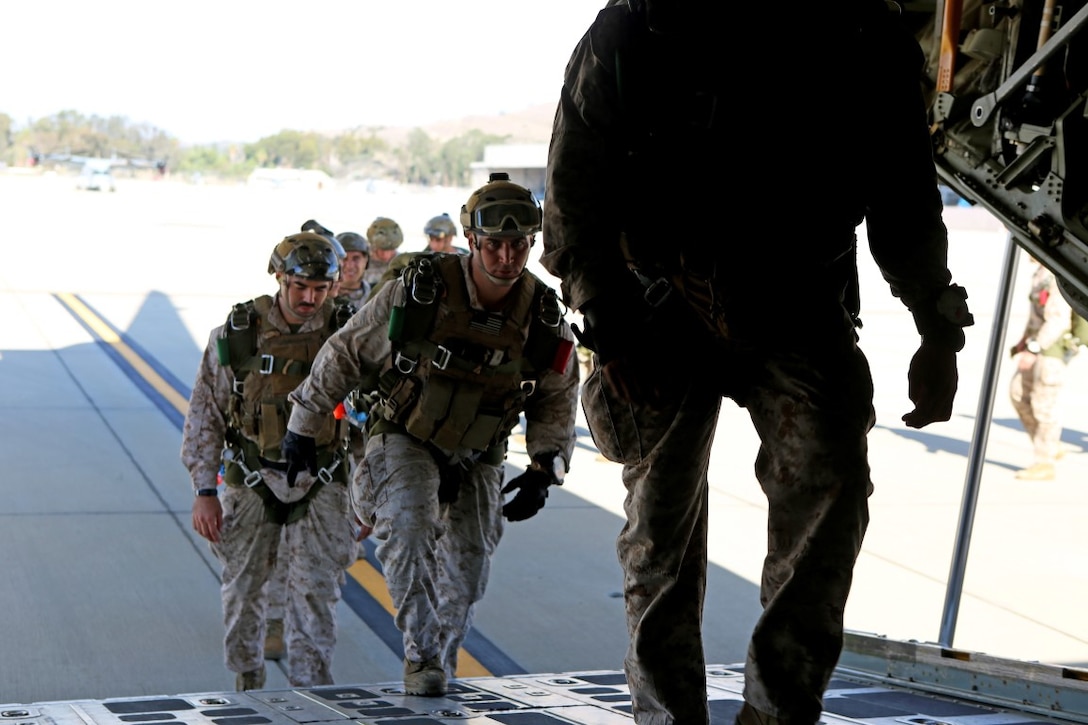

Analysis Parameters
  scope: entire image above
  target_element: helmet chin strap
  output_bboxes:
[473,245,523,287]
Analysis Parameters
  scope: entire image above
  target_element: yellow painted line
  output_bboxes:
[57,293,190,415]
[346,559,489,678]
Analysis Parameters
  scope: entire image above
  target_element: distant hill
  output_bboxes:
[372,102,557,146]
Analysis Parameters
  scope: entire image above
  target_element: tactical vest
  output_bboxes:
[375,253,571,453]
[1042,309,1088,358]
[216,294,354,467]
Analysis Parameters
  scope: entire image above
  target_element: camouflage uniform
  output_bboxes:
[336,282,371,308]
[543,3,961,723]
[363,256,395,289]
[288,254,579,677]
[1010,263,1075,466]
[181,295,355,686]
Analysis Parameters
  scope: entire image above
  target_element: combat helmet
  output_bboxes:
[424,213,458,238]
[367,217,404,251]
[460,172,542,237]
[335,231,370,256]
[268,232,340,281]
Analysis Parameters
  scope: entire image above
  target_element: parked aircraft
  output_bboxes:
[29,148,167,191]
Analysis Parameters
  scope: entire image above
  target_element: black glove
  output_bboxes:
[501,452,563,522]
[282,430,317,487]
[501,468,552,521]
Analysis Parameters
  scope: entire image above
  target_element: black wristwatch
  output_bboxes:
[196,488,219,497]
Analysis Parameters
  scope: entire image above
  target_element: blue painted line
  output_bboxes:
[54,293,186,431]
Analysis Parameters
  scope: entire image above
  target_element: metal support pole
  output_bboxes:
[938,232,1021,646]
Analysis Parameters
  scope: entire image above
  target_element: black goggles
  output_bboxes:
[283,245,338,280]
[470,200,540,235]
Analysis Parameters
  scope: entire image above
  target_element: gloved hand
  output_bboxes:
[901,339,958,429]
[282,430,317,487]
[501,452,563,522]
[501,468,552,521]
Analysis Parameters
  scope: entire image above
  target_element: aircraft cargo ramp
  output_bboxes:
[5,639,1088,725]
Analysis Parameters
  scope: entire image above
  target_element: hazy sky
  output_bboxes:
[3,1,605,145]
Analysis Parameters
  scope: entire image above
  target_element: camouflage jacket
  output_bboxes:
[541,2,958,341]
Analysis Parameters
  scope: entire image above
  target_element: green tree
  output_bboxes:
[0,113,12,165]
[439,129,507,186]
[395,128,438,185]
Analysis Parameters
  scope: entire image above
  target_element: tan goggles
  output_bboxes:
[470,200,540,234]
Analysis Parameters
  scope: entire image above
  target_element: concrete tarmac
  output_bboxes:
[0,171,1085,706]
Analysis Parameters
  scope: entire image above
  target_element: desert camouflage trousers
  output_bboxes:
[211,481,355,685]
[353,432,505,675]
[1010,354,1068,464]
[582,340,875,724]
[265,428,368,621]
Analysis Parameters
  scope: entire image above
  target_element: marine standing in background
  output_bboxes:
[283,173,580,697]
[423,213,470,255]
[1009,258,1081,480]
[362,217,403,288]
[543,2,973,723]
[182,232,359,691]
[369,214,471,300]
[334,230,372,306]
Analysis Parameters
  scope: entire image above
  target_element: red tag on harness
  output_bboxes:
[551,338,575,373]
[333,402,347,420]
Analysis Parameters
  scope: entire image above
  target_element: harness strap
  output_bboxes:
[369,418,506,465]
[234,355,312,377]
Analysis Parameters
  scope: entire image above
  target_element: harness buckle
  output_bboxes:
[394,351,418,374]
[643,278,672,308]
[244,470,263,487]
[520,379,537,396]
[259,354,275,375]
[229,304,251,331]
[232,379,245,395]
[317,454,342,485]
[540,289,562,328]
[411,257,437,305]
[432,345,451,370]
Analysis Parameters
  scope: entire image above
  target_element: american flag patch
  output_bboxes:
[469,312,504,335]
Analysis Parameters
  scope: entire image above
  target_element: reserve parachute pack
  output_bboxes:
[375,252,573,453]
[1040,308,1088,358]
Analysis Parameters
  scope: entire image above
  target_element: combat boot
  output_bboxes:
[403,656,447,696]
[1015,462,1056,480]
[235,665,266,691]
[735,702,799,725]
[264,618,285,660]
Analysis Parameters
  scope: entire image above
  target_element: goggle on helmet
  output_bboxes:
[460,172,542,237]
[269,232,340,282]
